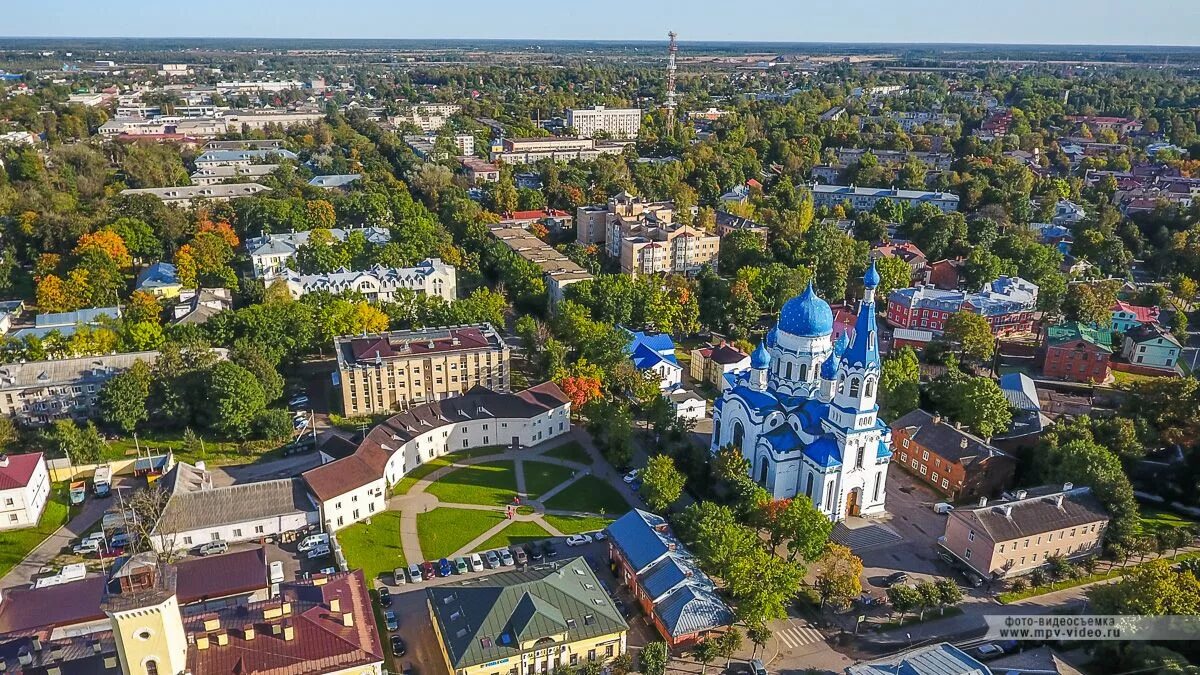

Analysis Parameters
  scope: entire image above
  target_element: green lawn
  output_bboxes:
[416,508,505,560]
[0,486,72,578]
[1138,507,1198,534]
[337,511,406,583]
[425,460,518,507]
[1111,370,1163,386]
[542,513,615,535]
[543,475,631,516]
[997,551,1200,603]
[473,521,552,552]
[523,461,577,499]
[104,433,283,466]
[542,441,593,465]
[392,446,506,495]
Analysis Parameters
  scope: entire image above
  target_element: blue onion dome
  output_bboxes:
[766,326,779,347]
[864,259,881,289]
[777,282,834,337]
[751,341,771,369]
[820,353,838,379]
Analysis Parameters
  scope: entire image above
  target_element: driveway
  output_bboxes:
[209,451,324,487]
[0,486,114,589]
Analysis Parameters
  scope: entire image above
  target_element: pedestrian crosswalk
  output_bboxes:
[775,624,825,649]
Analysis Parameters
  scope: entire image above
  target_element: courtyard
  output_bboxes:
[337,433,639,581]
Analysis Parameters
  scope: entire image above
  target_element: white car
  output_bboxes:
[622,470,640,484]
[565,534,593,547]
[468,553,484,572]
[298,533,329,552]
[590,530,607,541]
[306,545,331,559]
[407,563,424,583]
[269,560,285,584]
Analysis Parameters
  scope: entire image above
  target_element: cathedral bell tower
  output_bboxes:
[828,262,883,432]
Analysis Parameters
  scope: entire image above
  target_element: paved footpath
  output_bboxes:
[388,429,643,563]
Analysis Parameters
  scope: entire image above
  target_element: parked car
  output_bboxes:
[109,533,132,548]
[73,540,101,556]
[882,571,908,587]
[394,567,408,584]
[437,558,453,577]
[749,659,768,675]
[455,557,469,574]
[565,534,593,547]
[390,635,407,657]
[269,561,285,584]
[540,540,558,558]
[319,566,337,575]
[623,469,640,484]
[962,570,983,587]
[933,502,954,514]
[98,546,125,560]
[973,644,1005,660]
[306,545,331,559]
[524,543,543,563]
[198,541,228,557]
[384,610,398,632]
[498,548,514,566]
[378,587,392,606]
[590,530,607,541]
[298,533,329,552]
[408,563,424,583]
[420,561,435,580]
[613,597,628,617]
[937,550,956,566]
[468,553,484,572]
[288,395,309,409]
[512,546,528,565]
[484,550,500,568]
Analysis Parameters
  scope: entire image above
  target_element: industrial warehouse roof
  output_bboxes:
[427,557,627,669]
[155,462,313,534]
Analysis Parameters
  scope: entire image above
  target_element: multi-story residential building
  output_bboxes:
[193,148,299,168]
[1065,115,1143,135]
[567,106,642,139]
[886,277,1039,336]
[1042,322,1114,383]
[305,382,569,530]
[488,226,593,304]
[607,509,733,648]
[808,184,960,213]
[427,557,628,675]
[941,484,1109,580]
[99,116,230,138]
[334,325,510,416]
[689,342,751,390]
[492,137,626,165]
[863,111,960,131]
[833,148,954,170]
[190,163,278,185]
[497,208,574,232]
[204,139,287,151]
[391,103,462,132]
[581,192,718,276]
[244,226,392,279]
[715,211,769,239]
[0,351,160,424]
[461,157,500,183]
[281,260,457,304]
[891,410,1016,500]
[0,452,51,530]
[1111,300,1160,333]
[1121,323,1181,371]
[219,109,326,130]
[119,183,270,206]
[871,241,928,282]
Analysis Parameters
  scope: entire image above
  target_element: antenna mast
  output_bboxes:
[666,31,678,135]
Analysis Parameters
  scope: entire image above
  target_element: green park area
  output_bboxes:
[393,447,506,495]
[543,475,631,516]
[523,461,577,499]
[425,460,519,506]
[474,521,554,552]
[336,511,406,582]
[416,508,506,559]
[543,513,615,536]
[541,441,593,465]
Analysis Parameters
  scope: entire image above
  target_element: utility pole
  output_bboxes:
[665,31,678,136]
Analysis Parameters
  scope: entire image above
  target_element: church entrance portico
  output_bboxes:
[845,487,862,517]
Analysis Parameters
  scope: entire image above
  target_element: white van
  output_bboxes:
[269,561,285,584]
[298,533,329,552]
[933,502,955,514]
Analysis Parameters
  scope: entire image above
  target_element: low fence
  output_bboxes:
[1110,361,1180,378]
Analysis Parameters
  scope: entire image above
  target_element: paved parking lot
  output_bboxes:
[856,466,957,590]
[369,536,658,675]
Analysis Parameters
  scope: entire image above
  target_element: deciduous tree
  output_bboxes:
[640,454,686,513]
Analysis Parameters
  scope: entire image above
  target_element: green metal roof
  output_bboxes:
[427,557,628,669]
[1045,322,1113,352]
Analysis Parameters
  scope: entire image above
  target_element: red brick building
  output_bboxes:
[886,277,1039,336]
[1042,322,1113,383]
[891,409,1016,501]
[926,258,965,290]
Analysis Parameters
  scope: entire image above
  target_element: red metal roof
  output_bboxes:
[0,452,43,491]
[1112,301,1160,324]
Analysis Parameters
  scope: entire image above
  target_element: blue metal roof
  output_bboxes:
[876,438,893,459]
[607,509,674,572]
[778,282,834,337]
[762,424,804,454]
[640,555,713,600]
[846,642,989,675]
[731,385,780,414]
[998,372,1041,412]
[654,585,734,639]
[630,343,679,372]
[135,262,179,289]
[804,437,842,468]
[840,296,880,371]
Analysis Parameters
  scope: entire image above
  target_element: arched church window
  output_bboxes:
[785,362,793,379]
[732,421,744,449]
[758,457,769,486]
[868,331,876,350]
[864,377,876,397]
[856,445,865,469]
[837,374,846,394]
[797,363,808,381]
[849,377,861,397]
[805,474,815,499]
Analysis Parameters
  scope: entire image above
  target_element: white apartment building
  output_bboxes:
[0,452,51,530]
[281,260,457,303]
[567,106,642,139]
[193,148,299,168]
[808,184,960,213]
[244,226,392,279]
[491,136,626,165]
[0,352,161,424]
[303,382,571,531]
[190,164,278,186]
[119,183,270,206]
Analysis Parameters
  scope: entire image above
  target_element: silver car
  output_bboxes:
[498,548,514,566]
[484,550,500,568]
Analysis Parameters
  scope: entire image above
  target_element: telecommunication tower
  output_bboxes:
[666,31,678,135]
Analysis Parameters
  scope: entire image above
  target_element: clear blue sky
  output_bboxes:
[8,0,1200,46]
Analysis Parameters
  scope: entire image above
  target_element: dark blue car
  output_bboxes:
[438,558,453,577]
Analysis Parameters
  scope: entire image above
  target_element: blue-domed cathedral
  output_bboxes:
[710,263,893,522]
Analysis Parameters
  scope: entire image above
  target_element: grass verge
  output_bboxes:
[392,446,505,495]
[877,606,964,630]
[997,551,1200,603]
[1138,507,1198,534]
[337,511,406,583]
[542,513,615,535]
[523,461,577,499]
[541,441,593,466]
[416,508,505,560]
[473,521,552,552]
[543,475,631,516]
[425,460,518,507]
[0,486,72,578]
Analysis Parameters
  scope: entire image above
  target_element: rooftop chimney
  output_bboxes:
[1063,482,1074,492]
[978,497,988,507]
[960,438,969,449]
[1001,505,1013,518]
[1015,490,1027,500]
[1054,494,1065,508]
